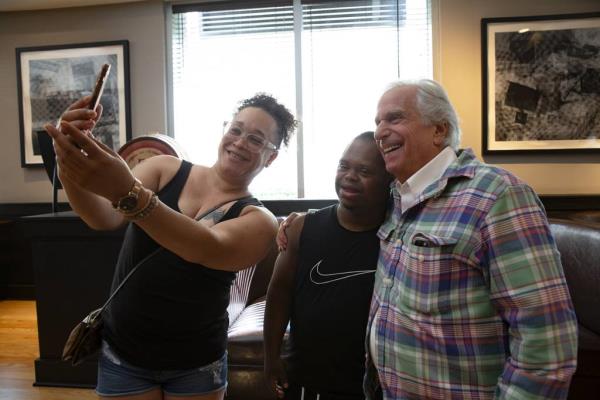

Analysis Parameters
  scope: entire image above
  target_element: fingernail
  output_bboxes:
[44,124,54,134]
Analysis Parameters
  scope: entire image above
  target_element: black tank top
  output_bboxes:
[103,160,262,370]
[287,204,379,396]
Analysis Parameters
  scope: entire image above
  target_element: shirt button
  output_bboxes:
[418,254,425,261]
[382,278,393,287]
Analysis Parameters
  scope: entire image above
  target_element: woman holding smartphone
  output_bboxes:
[44,93,296,400]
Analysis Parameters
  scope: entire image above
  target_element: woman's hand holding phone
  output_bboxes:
[44,62,131,199]
[45,118,133,203]
[57,97,101,133]
[57,63,110,135]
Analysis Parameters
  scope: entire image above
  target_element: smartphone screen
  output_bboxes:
[88,63,111,110]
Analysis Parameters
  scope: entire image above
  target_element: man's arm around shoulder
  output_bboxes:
[264,215,306,398]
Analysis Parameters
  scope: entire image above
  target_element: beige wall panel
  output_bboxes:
[437,0,600,194]
[0,0,166,203]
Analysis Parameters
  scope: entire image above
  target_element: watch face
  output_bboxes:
[119,196,138,212]
[118,134,186,169]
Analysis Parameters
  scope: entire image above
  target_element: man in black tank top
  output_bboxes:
[264,132,392,400]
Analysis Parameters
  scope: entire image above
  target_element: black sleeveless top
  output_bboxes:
[287,204,379,396]
[103,160,262,370]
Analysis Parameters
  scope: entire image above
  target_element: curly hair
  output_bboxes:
[237,93,297,148]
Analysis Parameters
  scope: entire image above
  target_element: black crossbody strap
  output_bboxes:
[97,247,161,314]
[96,194,254,319]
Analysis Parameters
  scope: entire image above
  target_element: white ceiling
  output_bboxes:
[0,0,148,12]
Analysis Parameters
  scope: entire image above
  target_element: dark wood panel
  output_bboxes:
[0,220,13,299]
[19,212,125,386]
[0,202,71,219]
[2,196,599,301]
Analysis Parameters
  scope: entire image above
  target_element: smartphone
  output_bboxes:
[88,63,111,110]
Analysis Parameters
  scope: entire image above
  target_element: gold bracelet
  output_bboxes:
[128,193,158,221]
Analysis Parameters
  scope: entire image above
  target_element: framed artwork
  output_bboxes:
[16,40,131,167]
[481,13,600,154]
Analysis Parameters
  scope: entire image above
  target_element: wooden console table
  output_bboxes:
[19,211,125,387]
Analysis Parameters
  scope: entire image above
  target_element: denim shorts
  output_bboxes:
[96,341,228,397]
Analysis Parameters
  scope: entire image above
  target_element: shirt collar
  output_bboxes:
[395,146,457,213]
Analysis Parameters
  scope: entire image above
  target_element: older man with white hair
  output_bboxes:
[365,79,578,400]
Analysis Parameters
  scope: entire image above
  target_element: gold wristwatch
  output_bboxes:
[112,178,143,214]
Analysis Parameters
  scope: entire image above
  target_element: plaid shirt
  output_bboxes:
[365,148,578,400]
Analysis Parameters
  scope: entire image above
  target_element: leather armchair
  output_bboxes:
[226,235,281,400]
[550,218,600,398]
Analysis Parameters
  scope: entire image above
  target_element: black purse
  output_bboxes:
[62,195,252,366]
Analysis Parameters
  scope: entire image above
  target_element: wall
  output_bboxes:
[437,0,600,194]
[0,0,167,204]
[1,0,599,206]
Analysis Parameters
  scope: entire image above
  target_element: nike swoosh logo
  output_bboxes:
[309,259,375,285]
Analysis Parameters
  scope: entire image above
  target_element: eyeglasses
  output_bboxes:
[223,123,278,153]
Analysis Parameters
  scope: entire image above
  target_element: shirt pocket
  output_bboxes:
[377,227,401,280]
[397,232,464,315]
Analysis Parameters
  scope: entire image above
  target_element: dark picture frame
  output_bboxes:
[481,13,600,155]
[16,40,131,167]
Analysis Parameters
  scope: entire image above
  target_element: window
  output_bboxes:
[170,0,432,199]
